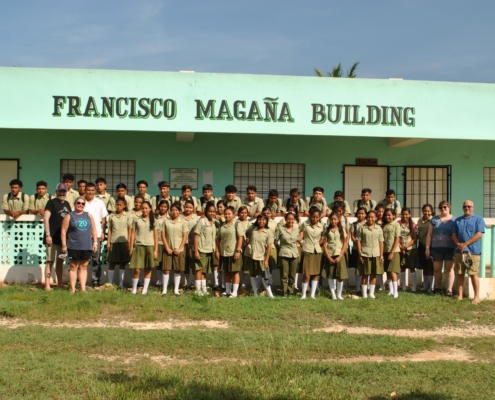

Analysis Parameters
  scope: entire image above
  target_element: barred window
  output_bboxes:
[483,168,495,217]
[60,160,136,196]
[234,163,305,200]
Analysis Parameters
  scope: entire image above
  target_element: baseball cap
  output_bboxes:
[55,183,69,192]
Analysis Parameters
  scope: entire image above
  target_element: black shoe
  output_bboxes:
[212,285,220,291]
[137,282,144,288]
[92,281,100,288]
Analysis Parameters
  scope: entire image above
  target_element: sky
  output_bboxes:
[1,0,494,83]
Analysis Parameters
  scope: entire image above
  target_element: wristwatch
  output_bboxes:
[236,249,242,253]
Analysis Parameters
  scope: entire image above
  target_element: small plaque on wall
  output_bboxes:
[356,158,378,166]
[170,168,198,189]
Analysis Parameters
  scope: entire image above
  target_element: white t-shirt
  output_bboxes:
[82,197,108,237]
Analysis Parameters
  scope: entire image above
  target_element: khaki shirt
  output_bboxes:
[217,220,246,257]
[156,214,170,245]
[378,199,402,216]
[328,200,352,215]
[382,222,401,253]
[108,212,131,243]
[29,193,52,211]
[219,195,242,212]
[283,198,308,213]
[324,228,347,257]
[306,196,328,213]
[265,198,285,214]
[132,215,157,246]
[276,224,299,258]
[416,217,431,246]
[356,225,383,257]
[340,216,351,233]
[150,195,177,212]
[399,221,417,250]
[249,228,273,261]
[300,220,324,253]
[128,210,142,223]
[194,217,217,253]
[132,193,151,203]
[181,213,199,244]
[96,192,115,211]
[197,196,218,212]
[352,199,377,214]
[2,192,29,212]
[110,194,134,212]
[242,196,265,215]
[163,217,188,251]
[178,195,199,211]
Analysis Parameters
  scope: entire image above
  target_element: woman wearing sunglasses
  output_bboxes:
[61,196,98,293]
[425,200,456,296]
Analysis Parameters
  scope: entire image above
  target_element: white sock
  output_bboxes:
[108,270,115,285]
[195,279,202,295]
[162,273,170,294]
[225,282,232,295]
[251,277,259,296]
[132,278,139,294]
[157,273,162,286]
[294,273,299,289]
[231,283,239,297]
[369,284,376,299]
[355,271,360,291]
[328,278,336,300]
[388,279,394,296]
[301,282,308,299]
[214,270,219,286]
[184,274,189,287]
[310,280,318,299]
[119,270,125,288]
[400,272,406,291]
[429,275,434,291]
[221,271,226,288]
[411,272,417,292]
[201,279,208,294]
[174,273,181,294]
[361,284,368,298]
[337,281,344,300]
[262,279,274,298]
[393,281,399,298]
[257,275,262,288]
[377,274,384,290]
[142,278,150,295]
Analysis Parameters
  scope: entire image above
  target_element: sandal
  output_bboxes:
[446,290,453,297]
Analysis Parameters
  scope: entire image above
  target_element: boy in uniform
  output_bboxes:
[151,181,176,212]
[377,189,402,215]
[2,179,29,218]
[178,184,199,212]
[59,174,79,208]
[265,189,285,216]
[132,180,151,202]
[29,181,53,216]
[242,185,265,218]
[77,180,87,196]
[112,183,133,210]
[197,184,218,216]
[219,185,242,213]
[328,190,352,216]
[95,177,116,212]
[283,188,308,216]
[352,188,377,213]
[306,186,328,217]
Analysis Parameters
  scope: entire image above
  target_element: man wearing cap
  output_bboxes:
[43,183,72,291]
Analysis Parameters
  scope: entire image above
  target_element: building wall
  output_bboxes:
[1,128,494,215]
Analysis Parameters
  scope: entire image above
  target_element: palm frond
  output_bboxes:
[314,68,325,77]
[347,62,359,78]
[330,63,343,78]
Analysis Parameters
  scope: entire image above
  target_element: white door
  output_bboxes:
[344,166,388,207]
[0,160,19,214]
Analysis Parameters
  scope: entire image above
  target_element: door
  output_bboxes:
[344,166,388,207]
[0,159,19,214]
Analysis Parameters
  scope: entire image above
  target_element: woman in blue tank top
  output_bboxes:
[61,196,98,293]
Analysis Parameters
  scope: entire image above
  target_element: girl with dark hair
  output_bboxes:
[349,207,367,294]
[106,197,130,288]
[237,206,250,289]
[275,211,300,296]
[194,203,217,295]
[375,205,386,227]
[399,208,419,292]
[128,201,158,295]
[382,209,401,298]
[417,204,434,292]
[213,200,227,290]
[155,200,170,288]
[182,199,199,290]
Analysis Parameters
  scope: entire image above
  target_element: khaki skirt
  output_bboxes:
[401,249,419,270]
[195,251,214,274]
[302,252,322,276]
[162,249,186,272]
[358,256,384,275]
[129,245,156,269]
[321,255,348,280]
[417,244,433,271]
[155,244,164,269]
[219,254,243,272]
[107,242,130,263]
[245,256,267,276]
[384,252,401,273]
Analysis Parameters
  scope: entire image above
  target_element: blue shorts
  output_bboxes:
[431,251,454,262]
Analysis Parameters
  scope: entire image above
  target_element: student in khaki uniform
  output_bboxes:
[155,200,170,287]
[128,201,158,295]
[106,197,131,288]
[262,207,278,272]
[275,212,300,296]
[245,214,274,297]
[265,189,285,216]
[60,174,80,208]
[151,181,176,213]
[350,208,367,294]
[378,189,402,216]
[322,212,348,300]
[299,207,324,299]
[161,202,188,296]
[77,180,87,196]
[110,183,134,212]
[178,185,198,213]
[2,179,29,218]
[242,185,265,218]
[128,196,144,225]
[356,210,384,299]
[181,200,199,288]
[352,188,377,214]
[215,206,245,297]
[416,204,434,292]
[284,188,309,216]
[328,191,351,217]
[382,209,401,298]
[237,206,251,289]
[95,177,116,212]
[330,202,351,284]
[194,203,217,295]
[219,185,242,213]
[306,187,328,217]
[213,200,226,289]
[29,181,53,216]
[398,208,418,292]
[197,184,218,216]
[375,205,386,227]
[133,180,151,202]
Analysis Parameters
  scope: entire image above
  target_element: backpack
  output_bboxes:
[357,199,377,210]
[285,198,304,211]
[7,192,29,204]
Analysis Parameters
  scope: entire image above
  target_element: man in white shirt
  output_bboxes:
[83,182,108,287]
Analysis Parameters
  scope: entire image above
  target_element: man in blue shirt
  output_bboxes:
[452,200,485,304]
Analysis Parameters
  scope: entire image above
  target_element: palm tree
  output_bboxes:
[314,62,359,78]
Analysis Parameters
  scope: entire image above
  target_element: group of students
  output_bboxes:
[3,176,461,300]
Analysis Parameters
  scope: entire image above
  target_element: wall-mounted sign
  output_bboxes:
[356,158,378,166]
[170,168,198,190]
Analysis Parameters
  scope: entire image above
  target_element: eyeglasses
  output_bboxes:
[462,206,472,209]
[75,202,86,205]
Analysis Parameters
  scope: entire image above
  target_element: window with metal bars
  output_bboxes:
[483,168,495,217]
[60,160,136,196]
[233,163,305,201]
